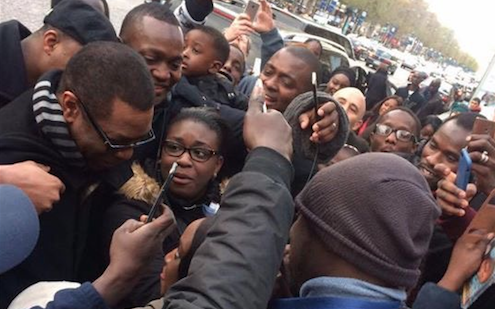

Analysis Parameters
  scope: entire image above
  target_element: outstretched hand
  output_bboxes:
[94,209,175,306]
[0,161,65,214]
[438,229,494,292]
[299,101,340,143]
[434,164,477,217]
[467,134,495,195]
[224,13,254,42]
[244,85,292,161]
[252,0,275,33]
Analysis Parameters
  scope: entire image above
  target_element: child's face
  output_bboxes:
[182,30,220,77]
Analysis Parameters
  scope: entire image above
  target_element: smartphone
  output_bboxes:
[244,0,260,21]
[455,148,472,191]
[472,118,495,137]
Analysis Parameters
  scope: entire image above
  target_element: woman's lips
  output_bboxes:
[172,173,192,185]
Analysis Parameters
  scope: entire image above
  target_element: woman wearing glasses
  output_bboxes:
[357,95,403,139]
[88,107,229,307]
[158,108,226,230]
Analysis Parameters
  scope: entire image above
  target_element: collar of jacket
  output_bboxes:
[0,20,31,107]
[119,162,220,212]
[301,277,406,303]
[269,296,401,309]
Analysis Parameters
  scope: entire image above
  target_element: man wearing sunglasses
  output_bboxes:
[370,107,421,154]
[0,42,157,307]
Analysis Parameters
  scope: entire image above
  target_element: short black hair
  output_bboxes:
[193,25,230,65]
[58,41,154,120]
[167,107,231,155]
[304,38,323,53]
[120,2,179,38]
[283,46,321,89]
[443,112,486,132]
[471,97,481,103]
[421,115,443,132]
[370,95,403,115]
[377,106,422,138]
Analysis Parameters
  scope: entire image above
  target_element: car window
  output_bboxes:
[304,24,354,59]
[321,51,349,71]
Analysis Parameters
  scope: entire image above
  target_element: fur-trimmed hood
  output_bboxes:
[119,162,160,204]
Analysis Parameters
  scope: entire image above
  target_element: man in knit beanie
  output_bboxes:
[270,153,441,309]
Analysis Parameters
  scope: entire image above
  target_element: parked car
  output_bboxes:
[350,38,370,61]
[401,55,418,70]
[365,48,398,75]
[282,32,350,71]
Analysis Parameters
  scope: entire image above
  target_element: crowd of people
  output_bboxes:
[1,0,495,309]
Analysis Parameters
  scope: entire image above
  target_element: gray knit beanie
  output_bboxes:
[295,153,440,288]
[284,91,349,163]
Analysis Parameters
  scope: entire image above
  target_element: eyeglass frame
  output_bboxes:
[374,123,417,143]
[162,140,219,163]
[73,92,155,149]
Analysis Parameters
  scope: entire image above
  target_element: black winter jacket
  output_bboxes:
[0,89,131,309]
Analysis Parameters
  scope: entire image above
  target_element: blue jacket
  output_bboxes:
[269,296,401,309]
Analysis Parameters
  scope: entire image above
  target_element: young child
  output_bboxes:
[177,25,248,110]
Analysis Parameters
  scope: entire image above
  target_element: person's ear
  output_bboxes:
[352,119,363,131]
[213,155,224,177]
[59,91,82,124]
[208,60,223,75]
[42,29,62,56]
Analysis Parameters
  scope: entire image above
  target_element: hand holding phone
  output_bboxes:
[244,0,260,21]
[434,163,476,217]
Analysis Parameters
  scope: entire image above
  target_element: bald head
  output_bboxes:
[334,87,366,130]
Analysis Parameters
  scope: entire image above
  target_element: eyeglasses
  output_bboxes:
[163,140,218,162]
[374,124,416,143]
[75,93,155,149]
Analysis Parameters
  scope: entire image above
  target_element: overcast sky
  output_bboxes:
[426,0,495,74]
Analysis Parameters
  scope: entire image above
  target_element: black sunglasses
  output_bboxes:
[74,93,155,149]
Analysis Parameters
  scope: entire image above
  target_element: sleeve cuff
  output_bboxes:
[413,282,460,309]
[260,28,280,40]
